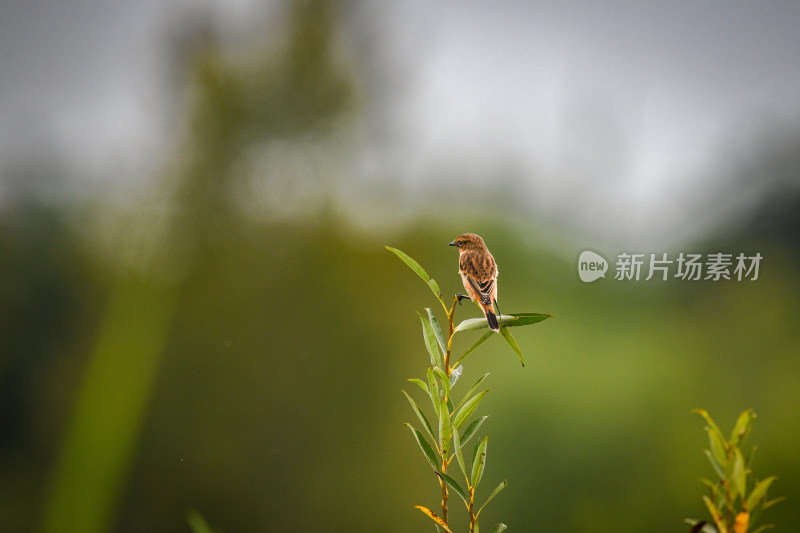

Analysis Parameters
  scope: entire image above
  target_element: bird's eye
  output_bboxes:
[457,241,463,246]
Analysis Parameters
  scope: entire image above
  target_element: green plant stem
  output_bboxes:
[440,463,449,526]
[437,294,461,524]
[468,486,477,533]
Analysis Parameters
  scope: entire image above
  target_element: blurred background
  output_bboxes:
[1,1,799,532]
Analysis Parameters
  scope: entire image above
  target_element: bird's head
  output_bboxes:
[449,233,486,252]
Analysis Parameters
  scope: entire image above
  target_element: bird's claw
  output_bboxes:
[456,293,470,305]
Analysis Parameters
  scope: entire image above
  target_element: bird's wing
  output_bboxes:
[460,251,497,306]
[466,276,494,306]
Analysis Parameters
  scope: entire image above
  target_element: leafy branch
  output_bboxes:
[387,246,551,374]
[388,245,552,532]
[686,409,783,533]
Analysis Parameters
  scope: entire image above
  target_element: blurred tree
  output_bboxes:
[35,1,360,532]
[174,0,355,230]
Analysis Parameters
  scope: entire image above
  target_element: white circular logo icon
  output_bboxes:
[578,251,608,282]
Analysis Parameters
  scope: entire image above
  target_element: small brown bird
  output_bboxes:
[449,233,500,332]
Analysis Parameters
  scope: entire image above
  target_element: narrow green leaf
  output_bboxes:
[732,447,746,501]
[386,246,431,281]
[491,524,507,533]
[406,423,439,469]
[499,326,525,366]
[454,317,497,333]
[437,471,468,505]
[452,425,468,480]
[751,525,776,533]
[402,390,435,442]
[454,389,490,429]
[455,373,490,413]
[408,378,430,396]
[499,312,554,326]
[761,496,785,510]
[459,416,489,448]
[471,436,488,487]
[694,409,727,452]
[477,479,508,517]
[449,365,463,387]
[414,506,454,533]
[426,308,447,355]
[702,495,723,528]
[428,279,444,301]
[746,476,776,511]
[512,311,554,320]
[454,312,553,333]
[427,367,441,418]
[420,314,443,368]
[453,330,493,368]
[706,425,728,468]
[433,367,451,402]
[730,409,755,447]
[704,449,726,481]
[386,246,446,304]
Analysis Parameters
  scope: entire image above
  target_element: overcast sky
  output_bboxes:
[366,1,800,245]
[2,1,799,246]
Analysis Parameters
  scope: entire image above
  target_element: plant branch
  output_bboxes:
[469,486,477,533]
[387,248,545,532]
[440,462,449,525]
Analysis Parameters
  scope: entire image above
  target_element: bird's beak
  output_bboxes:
[448,241,457,247]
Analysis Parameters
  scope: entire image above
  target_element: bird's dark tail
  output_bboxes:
[485,310,499,332]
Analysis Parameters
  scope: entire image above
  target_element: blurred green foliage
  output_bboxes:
[0,1,799,532]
